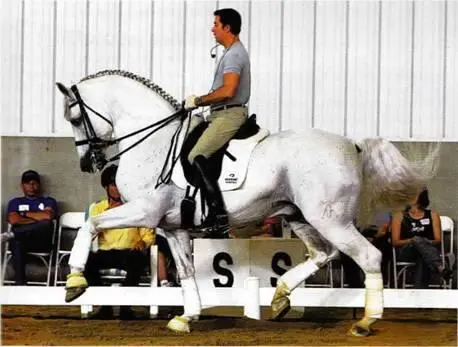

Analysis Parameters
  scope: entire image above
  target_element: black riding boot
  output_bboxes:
[193,155,229,238]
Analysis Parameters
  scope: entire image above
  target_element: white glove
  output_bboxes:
[184,95,198,110]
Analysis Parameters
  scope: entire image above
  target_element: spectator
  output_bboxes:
[65,164,172,319]
[6,170,57,285]
[340,211,392,288]
[391,188,452,288]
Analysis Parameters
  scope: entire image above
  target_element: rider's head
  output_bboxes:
[213,8,241,45]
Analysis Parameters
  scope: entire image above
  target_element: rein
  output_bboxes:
[69,84,189,181]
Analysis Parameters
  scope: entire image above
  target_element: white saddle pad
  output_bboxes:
[172,128,270,191]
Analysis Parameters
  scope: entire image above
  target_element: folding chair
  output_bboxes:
[439,216,454,289]
[393,215,454,289]
[54,212,86,286]
[2,220,57,286]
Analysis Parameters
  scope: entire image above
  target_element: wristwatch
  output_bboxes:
[20,211,27,218]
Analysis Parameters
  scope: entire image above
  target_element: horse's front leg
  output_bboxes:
[92,197,165,229]
[163,229,201,333]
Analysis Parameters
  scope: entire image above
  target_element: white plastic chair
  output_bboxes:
[53,212,86,286]
[439,216,454,289]
[1,220,57,286]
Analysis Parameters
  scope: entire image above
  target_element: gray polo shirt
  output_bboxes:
[210,41,250,108]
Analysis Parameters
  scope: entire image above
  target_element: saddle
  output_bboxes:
[179,114,260,187]
[175,114,268,232]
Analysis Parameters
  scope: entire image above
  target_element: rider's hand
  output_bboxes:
[184,95,199,110]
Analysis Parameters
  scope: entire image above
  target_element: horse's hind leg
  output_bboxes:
[271,221,339,320]
[312,221,383,336]
[163,229,201,333]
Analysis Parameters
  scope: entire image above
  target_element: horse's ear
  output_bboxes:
[56,82,70,97]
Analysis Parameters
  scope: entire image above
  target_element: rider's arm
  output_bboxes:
[196,72,240,106]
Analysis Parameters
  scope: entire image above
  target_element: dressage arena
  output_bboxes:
[2,0,458,345]
[2,306,456,345]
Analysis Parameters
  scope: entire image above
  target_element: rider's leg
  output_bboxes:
[193,155,229,234]
[187,108,247,235]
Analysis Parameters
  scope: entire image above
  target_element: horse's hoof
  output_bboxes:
[65,272,88,302]
[349,322,373,337]
[65,286,87,303]
[271,296,291,321]
[270,281,291,321]
[166,316,191,333]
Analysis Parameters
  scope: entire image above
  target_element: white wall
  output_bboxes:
[1,0,457,140]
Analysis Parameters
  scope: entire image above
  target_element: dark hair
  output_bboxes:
[416,188,430,209]
[101,164,118,187]
[214,8,242,35]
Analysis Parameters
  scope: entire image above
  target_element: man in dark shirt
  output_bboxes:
[6,170,57,285]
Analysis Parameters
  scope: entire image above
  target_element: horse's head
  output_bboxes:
[56,82,113,173]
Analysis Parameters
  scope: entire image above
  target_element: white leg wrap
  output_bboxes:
[68,221,93,270]
[280,259,319,291]
[364,273,384,319]
[181,277,201,318]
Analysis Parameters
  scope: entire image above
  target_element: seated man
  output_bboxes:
[6,170,57,285]
[65,164,172,319]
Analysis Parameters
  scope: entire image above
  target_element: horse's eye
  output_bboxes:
[71,117,82,126]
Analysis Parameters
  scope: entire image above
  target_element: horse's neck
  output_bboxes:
[85,76,182,192]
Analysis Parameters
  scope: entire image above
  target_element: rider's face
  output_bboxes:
[212,16,229,44]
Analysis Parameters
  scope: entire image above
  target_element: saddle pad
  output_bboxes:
[172,128,269,191]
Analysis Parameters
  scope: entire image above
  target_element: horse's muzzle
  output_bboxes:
[80,151,95,173]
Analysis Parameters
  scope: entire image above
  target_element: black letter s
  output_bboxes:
[213,252,234,287]
[270,252,292,287]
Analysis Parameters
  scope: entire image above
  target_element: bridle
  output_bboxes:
[69,84,189,186]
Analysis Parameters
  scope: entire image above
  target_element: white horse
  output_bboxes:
[57,70,439,336]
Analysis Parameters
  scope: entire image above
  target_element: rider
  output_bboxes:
[184,8,250,237]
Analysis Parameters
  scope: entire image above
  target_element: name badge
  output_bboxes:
[420,218,430,225]
[18,204,30,212]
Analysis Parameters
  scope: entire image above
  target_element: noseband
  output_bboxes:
[69,85,113,170]
[69,84,188,177]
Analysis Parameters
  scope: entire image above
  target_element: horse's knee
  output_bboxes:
[309,250,332,268]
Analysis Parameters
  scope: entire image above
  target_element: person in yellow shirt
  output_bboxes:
[66,165,154,319]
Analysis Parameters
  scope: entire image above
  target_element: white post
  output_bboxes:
[149,245,159,318]
[80,304,92,318]
[244,276,260,320]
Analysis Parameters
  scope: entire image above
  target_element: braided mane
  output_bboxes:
[80,69,181,111]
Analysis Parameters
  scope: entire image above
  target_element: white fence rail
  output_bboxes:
[1,286,457,320]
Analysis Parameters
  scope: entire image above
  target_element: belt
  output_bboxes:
[211,104,246,112]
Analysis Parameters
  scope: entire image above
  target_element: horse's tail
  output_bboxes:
[356,138,440,227]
